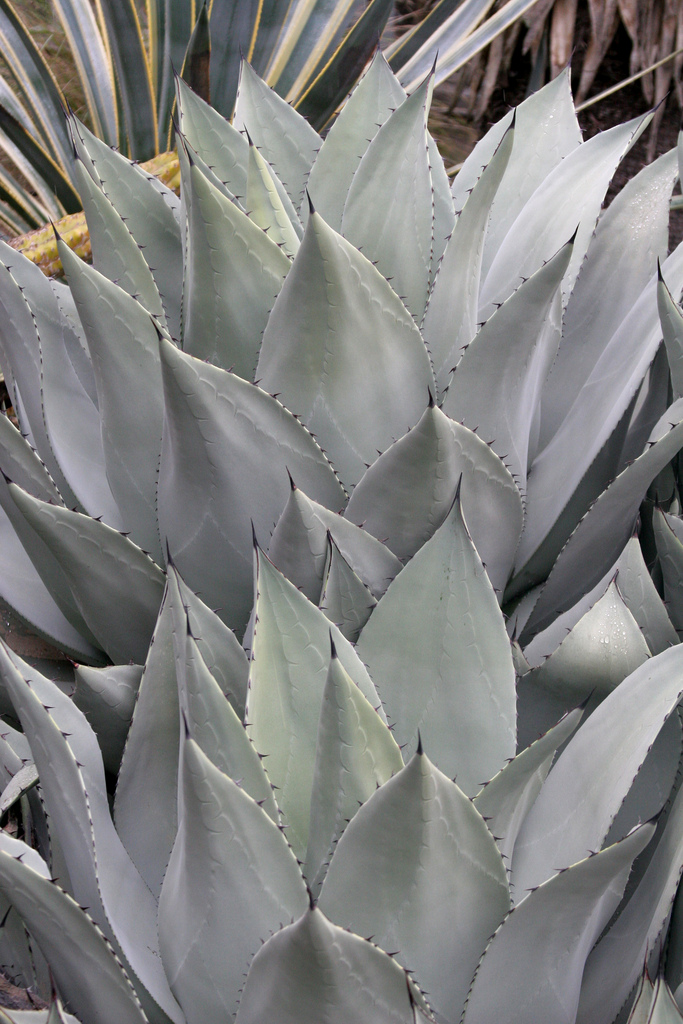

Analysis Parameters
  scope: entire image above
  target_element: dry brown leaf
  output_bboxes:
[550,0,579,76]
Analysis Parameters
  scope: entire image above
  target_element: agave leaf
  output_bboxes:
[234,60,321,213]
[181,155,291,377]
[649,978,683,1023]
[541,148,678,449]
[58,241,164,563]
[113,582,179,898]
[480,113,650,315]
[176,74,249,196]
[318,535,377,643]
[74,160,165,327]
[517,581,651,740]
[0,646,183,1024]
[653,510,683,635]
[8,483,165,664]
[247,547,383,861]
[578,767,683,1023]
[0,761,37,817]
[518,399,683,638]
[319,747,510,1024]
[158,337,345,635]
[443,236,573,495]
[473,706,584,870]
[511,645,683,895]
[235,904,415,1024]
[0,836,146,1024]
[356,492,516,794]
[474,68,582,273]
[422,121,514,394]
[180,630,279,824]
[617,536,679,655]
[516,245,683,589]
[268,481,402,604]
[0,409,59,506]
[345,404,523,595]
[245,139,301,257]
[73,664,141,775]
[70,115,182,339]
[256,209,435,489]
[659,264,683,401]
[306,50,405,231]
[304,647,403,894]
[167,561,249,719]
[626,970,657,1024]
[158,737,308,1024]
[341,71,434,320]
[462,823,655,1024]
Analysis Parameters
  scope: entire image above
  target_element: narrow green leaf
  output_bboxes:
[511,645,683,895]
[247,547,383,861]
[182,155,291,377]
[319,748,510,1024]
[58,240,164,563]
[0,107,78,213]
[8,483,165,664]
[356,493,516,794]
[157,337,345,636]
[341,72,434,320]
[304,648,402,893]
[51,0,118,144]
[234,60,321,213]
[463,824,655,1024]
[256,209,435,489]
[235,905,415,1024]
[158,738,308,1024]
[473,707,584,869]
[268,481,402,604]
[344,403,523,595]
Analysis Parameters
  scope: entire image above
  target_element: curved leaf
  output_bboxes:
[73,664,141,775]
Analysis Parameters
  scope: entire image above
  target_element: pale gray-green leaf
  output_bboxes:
[235,905,415,1024]
[157,337,345,636]
[512,645,683,895]
[0,761,38,816]
[73,664,141,775]
[617,536,679,655]
[319,749,510,1024]
[318,536,377,643]
[246,548,383,861]
[182,157,291,378]
[345,404,523,595]
[8,483,165,664]
[463,824,655,1024]
[256,209,435,489]
[304,651,403,894]
[474,706,584,870]
[654,509,683,635]
[245,141,300,257]
[176,74,249,196]
[158,738,307,1024]
[356,494,516,794]
[659,264,683,400]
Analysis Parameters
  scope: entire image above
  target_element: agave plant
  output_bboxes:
[0,52,680,1024]
[0,0,543,240]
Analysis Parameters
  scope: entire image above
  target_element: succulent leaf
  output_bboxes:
[356,492,516,793]
[319,747,510,1024]
[256,208,435,489]
[617,536,680,655]
[344,405,524,594]
[175,73,249,197]
[73,664,141,775]
[511,645,683,895]
[318,535,377,643]
[157,336,346,636]
[158,737,308,1024]
[235,904,416,1024]
[304,648,403,894]
[181,155,291,378]
[247,547,383,860]
[659,267,683,401]
[653,510,683,636]
[341,71,435,320]
[462,823,656,1024]
[245,140,301,257]
[8,482,165,664]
